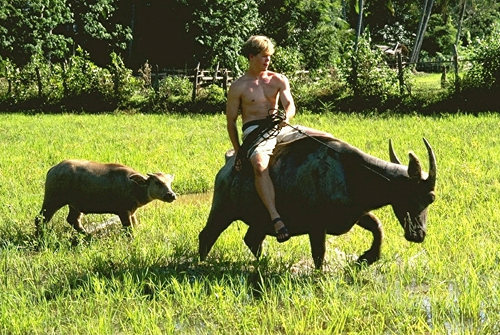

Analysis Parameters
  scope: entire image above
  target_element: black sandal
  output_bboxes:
[272,217,290,243]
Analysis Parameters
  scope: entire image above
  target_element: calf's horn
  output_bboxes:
[423,138,437,188]
[389,139,402,165]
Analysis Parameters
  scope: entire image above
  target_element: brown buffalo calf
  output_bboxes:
[35,159,176,236]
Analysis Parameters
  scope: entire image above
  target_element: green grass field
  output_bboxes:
[0,112,499,334]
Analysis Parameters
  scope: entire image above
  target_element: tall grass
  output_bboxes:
[0,112,499,334]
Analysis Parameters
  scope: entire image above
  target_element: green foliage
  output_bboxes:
[462,30,500,91]
[459,29,500,111]
[344,35,399,103]
[461,0,500,44]
[422,14,457,57]
[0,0,73,66]
[270,46,304,74]
[157,76,192,105]
[67,0,133,53]
[109,52,138,106]
[260,0,347,70]
[187,0,261,73]
[291,69,346,111]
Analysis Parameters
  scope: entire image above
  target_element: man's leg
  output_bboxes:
[250,153,290,242]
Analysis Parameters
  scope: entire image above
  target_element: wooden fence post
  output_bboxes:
[397,52,405,95]
[192,62,200,101]
[62,61,68,96]
[153,64,160,92]
[35,67,42,98]
[223,69,229,97]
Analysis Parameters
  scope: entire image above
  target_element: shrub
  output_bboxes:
[460,29,500,110]
[271,46,304,74]
[343,36,399,104]
[157,76,192,105]
[462,30,500,91]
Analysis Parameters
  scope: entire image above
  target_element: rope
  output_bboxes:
[269,108,392,182]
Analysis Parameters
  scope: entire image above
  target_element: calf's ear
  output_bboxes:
[129,173,148,185]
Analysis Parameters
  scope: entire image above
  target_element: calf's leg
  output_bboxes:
[67,206,86,233]
[356,212,383,265]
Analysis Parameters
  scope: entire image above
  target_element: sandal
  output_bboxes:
[272,217,290,243]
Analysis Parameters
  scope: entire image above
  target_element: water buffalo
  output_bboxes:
[199,136,436,269]
[35,159,177,236]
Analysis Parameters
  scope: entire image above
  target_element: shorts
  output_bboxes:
[242,124,307,159]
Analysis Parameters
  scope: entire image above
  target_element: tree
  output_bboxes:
[0,0,72,67]
[410,0,435,64]
[259,0,347,70]
[187,0,261,73]
[66,0,132,66]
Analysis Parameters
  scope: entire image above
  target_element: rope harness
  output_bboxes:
[235,109,392,182]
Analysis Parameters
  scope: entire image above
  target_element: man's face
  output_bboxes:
[250,51,271,71]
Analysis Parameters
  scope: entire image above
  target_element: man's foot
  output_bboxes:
[272,217,290,243]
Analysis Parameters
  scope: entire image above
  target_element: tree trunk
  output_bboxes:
[411,0,435,65]
[352,0,364,96]
[455,0,467,45]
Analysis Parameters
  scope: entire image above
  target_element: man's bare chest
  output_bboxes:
[242,83,279,104]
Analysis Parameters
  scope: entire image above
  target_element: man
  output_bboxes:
[226,35,330,243]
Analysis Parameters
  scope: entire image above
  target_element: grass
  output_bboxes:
[0,111,499,334]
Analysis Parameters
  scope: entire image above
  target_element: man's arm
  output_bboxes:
[278,74,296,122]
[226,85,241,153]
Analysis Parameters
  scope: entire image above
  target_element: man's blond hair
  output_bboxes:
[241,35,275,58]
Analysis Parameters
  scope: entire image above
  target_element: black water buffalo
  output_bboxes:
[199,136,436,269]
[35,160,177,236]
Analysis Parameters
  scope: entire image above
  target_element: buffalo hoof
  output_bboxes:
[356,250,380,265]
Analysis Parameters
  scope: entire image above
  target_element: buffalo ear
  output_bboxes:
[129,173,148,185]
[408,152,423,179]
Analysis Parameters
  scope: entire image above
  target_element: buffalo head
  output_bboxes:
[389,138,436,243]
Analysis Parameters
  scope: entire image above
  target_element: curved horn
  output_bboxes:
[389,139,402,164]
[423,138,437,188]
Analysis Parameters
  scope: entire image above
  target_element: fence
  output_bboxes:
[144,63,233,101]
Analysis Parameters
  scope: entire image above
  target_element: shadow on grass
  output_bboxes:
[1,220,375,302]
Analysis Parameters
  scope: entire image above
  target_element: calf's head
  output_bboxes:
[389,138,436,243]
[130,172,177,202]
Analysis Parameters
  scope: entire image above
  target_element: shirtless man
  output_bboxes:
[226,35,330,242]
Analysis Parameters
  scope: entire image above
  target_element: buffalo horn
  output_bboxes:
[423,138,437,188]
[389,139,402,165]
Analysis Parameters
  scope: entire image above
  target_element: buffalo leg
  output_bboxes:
[199,209,233,261]
[244,227,265,260]
[356,212,383,264]
[67,206,86,233]
[308,228,326,269]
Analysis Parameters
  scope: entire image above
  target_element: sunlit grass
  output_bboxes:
[0,112,499,334]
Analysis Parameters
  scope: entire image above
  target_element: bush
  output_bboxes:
[271,46,304,74]
[462,31,500,91]
[291,68,346,112]
[157,76,192,105]
[459,29,500,110]
[343,36,399,105]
